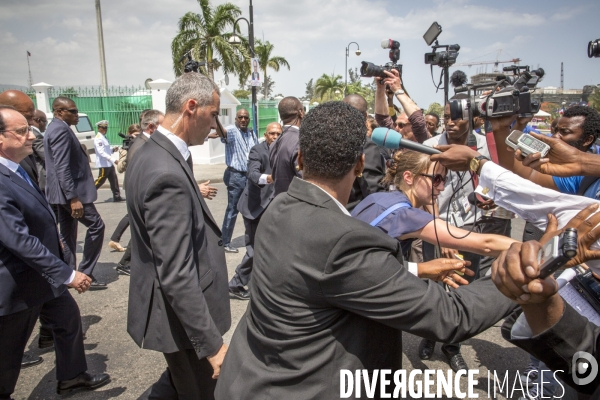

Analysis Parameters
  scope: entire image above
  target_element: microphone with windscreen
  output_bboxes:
[371,128,441,155]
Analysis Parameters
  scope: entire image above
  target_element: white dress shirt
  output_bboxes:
[0,156,75,285]
[94,133,114,168]
[157,125,190,161]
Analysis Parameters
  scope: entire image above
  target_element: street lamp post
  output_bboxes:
[229,1,258,134]
[344,42,361,97]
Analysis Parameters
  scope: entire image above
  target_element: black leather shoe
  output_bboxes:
[38,334,54,349]
[441,346,469,372]
[115,263,130,276]
[224,245,239,253]
[89,277,108,290]
[21,354,43,369]
[57,371,110,395]
[113,196,125,202]
[229,287,250,300]
[418,339,436,360]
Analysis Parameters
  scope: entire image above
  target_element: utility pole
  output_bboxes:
[26,51,33,88]
[95,0,108,92]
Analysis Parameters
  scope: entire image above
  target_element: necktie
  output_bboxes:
[16,165,34,188]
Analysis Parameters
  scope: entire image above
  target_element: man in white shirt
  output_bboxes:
[93,120,123,202]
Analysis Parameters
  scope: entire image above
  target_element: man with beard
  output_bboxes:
[493,106,600,200]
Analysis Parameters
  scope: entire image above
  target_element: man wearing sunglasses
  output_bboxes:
[44,97,107,290]
[219,108,258,253]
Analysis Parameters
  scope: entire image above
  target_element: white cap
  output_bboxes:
[96,120,109,127]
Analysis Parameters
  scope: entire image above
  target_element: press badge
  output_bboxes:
[451,212,465,228]
[459,195,471,214]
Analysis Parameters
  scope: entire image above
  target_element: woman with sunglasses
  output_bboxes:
[352,150,516,261]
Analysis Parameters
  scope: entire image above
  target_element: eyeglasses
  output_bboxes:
[0,126,33,137]
[237,116,250,120]
[419,173,447,187]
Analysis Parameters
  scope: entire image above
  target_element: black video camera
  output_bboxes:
[589,39,600,58]
[450,64,545,120]
[503,65,545,117]
[360,39,402,83]
[179,51,206,74]
[118,133,131,150]
[424,44,460,68]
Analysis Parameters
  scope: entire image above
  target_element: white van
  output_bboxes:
[46,113,96,154]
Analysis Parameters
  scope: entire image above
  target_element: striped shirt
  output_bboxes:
[221,125,258,172]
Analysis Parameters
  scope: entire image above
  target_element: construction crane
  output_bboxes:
[455,57,522,73]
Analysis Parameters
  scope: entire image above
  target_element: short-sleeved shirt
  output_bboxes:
[352,191,434,258]
[553,176,600,200]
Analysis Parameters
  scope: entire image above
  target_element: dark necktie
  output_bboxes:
[16,165,34,188]
[186,154,194,172]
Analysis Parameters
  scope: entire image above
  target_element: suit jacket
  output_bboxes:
[125,131,231,358]
[31,127,46,191]
[269,125,301,197]
[19,154,39,187]
[237,141,273,220]
[347,137,389,212]
[0,163,72,317]
[502,304,600,397]
[44,119,97,205]
[215,177,515,399]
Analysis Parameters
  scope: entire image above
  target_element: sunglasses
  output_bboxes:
[98,125,108,129]
[397,122,411,128]
[237,116,250,120]
[419,173,447,187]
[62,108,79,114]
[0,126,33,137]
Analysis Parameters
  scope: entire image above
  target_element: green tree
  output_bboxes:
[301,79,314,101]
[315,74,343,101]
[254,40,290,98]
[232,89,251,99]
[588,88,600,112]
[171,0,249,80]
[426,102,444,117]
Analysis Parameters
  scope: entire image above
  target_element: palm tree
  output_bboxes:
[315,74,344,101]
[171,0,249,81]
[254,40,290,98]
[589,88,600,112]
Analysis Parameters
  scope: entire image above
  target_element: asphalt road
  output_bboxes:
[13,186,549,400]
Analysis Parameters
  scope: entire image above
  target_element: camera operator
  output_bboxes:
[492,106,600,200]
[374,69,429,144]
[491,204,600,397]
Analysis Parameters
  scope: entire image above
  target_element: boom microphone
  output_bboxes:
[450,70,468,87]
[371,128,441,155]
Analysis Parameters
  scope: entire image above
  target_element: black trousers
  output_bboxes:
[0,290,87,398]
[158,350,216,400]
[118,239,132,266]
[57,203,105,277]
[477,216,512,278]
[228,216,260,290]
[110,214,129,242]
[94,166,120,197]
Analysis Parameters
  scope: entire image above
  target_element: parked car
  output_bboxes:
[46,112,96,154]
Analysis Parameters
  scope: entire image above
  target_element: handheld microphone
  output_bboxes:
[118,132,127,139]
[371,128,441,155]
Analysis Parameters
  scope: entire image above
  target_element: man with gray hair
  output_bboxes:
[125,73,230,399]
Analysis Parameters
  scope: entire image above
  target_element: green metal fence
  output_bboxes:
[237,100,279,139]
[49,86,151,145]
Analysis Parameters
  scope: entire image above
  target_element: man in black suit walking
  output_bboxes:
[229,122,282,300]
[126,73,230,399]
[0,106,110,399]
[44,97,106,289]
[269,96,304,196]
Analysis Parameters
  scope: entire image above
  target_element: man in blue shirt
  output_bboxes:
[220,109,258,253]
[493,106,600,200]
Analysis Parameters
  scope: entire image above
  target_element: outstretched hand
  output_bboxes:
[417,258,473,289]
[516,132,584,177]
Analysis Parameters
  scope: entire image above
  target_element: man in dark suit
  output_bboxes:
[269,96,304,197]
[343,94,390,211]
[44,97,106,289]
[216,101,516,399]
[31,110,47,191]
[229,122,282,300]
[126,73,230,399]
[0,91,39,187]
[0,106,110,399]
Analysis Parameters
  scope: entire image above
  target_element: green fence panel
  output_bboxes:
[49,86,151,145]
[237,99,279,139]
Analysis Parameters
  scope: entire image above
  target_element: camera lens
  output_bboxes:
[589,39,600,58]
[360,62,385,78]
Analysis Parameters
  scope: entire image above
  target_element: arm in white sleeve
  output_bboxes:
[259,174,269,185]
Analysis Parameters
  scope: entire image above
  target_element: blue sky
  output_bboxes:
[1,0,598,109]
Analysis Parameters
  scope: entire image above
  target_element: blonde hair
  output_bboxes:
[382,150,431,191]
